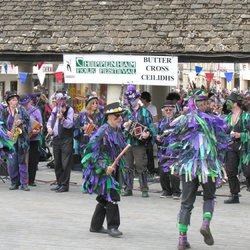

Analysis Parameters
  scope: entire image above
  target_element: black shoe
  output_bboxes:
[21,184,30,191]
[90,226,108,234]
[224,194,239,204]
[121,190,133,196]
[29,183,37,187]
[200,226,214,246]
[50,185,61,191]
[108,228,123,237]
[172,193,181,200]
[9,184,19,190]
[56,186,69,193]
[142,191,149,198]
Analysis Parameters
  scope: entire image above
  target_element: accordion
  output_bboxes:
[126,120,148,140]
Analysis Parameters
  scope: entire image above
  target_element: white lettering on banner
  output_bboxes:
[63,54,178,86]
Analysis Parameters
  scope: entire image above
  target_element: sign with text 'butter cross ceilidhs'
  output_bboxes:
[63,54,178,86]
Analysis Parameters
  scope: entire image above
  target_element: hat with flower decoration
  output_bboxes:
[125,85,140,99]
[104,102,125,115]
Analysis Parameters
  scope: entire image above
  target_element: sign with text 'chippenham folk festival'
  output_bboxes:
[63,54,178,86]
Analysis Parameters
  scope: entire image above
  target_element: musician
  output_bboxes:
[0,110,14,164]
[47,92,74,193]
[140,91,158,176]
[82,102,127,237]
[122,85,156,198]
[224,92,250,203]
[2,91,30,191]
[19,94,42,187]
[74,95,103,157]
[156,100,181,199]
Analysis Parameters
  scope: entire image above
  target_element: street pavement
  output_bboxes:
[0,163,249,250]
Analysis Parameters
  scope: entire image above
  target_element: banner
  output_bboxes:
[19,72,28,84]
[63,54,178,86]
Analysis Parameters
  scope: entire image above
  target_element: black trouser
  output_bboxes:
[146,143,155,174]
[179,176,216,225]
[91,189,120,230]
[53,137,73,188]
[243,164,250,189]
[225,141,241,195]
[28,140,40,184]
[160,167,181,195]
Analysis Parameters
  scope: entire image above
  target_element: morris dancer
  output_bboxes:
[163,89,230,249]
[224,92,250,202]
[82,102,127,238]
[156,100,181,199]
[74,95,103,157]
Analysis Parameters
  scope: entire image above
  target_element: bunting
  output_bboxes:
[4,63,8,74]
[38,61,44,70]
[19,72,28,84]
[37,71,46,85]
[205,73,214,82]
[195,66,202,76]
[55,71,64,84]
[224,72,234,83]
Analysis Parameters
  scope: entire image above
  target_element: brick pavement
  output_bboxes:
[0,165,249,250]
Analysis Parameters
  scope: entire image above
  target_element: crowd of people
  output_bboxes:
[0,84,249,249]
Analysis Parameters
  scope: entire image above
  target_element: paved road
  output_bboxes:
[0,164,249,250]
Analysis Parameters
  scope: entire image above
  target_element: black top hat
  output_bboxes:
[227,92,243,104]
[104,102,124,115]
[6,91,19,102]
[161,100,176,109]
[86,96,98,106]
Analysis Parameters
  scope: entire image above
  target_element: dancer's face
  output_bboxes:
[108,113,123,128]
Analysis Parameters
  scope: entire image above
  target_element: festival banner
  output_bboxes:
[63,54,178,86]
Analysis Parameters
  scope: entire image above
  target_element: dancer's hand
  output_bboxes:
[106,166,114,175]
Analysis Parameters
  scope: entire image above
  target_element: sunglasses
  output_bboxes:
[114,113,123,118]
[164,108,173,112]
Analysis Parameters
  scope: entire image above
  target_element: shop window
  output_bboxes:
[0,81,5,102]
[10,81,17,92]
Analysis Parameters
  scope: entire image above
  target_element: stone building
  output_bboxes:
[0,0,250,112]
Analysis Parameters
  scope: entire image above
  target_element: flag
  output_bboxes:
[19,72,28,84]
[195,66,202,76]
[4,63,8,74]
[205,73,214,82]
[224,72,234,83]
[37,71,46,85]
[55,72,64,84]
[38,61,44,70]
